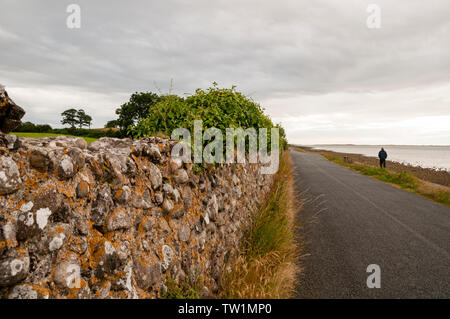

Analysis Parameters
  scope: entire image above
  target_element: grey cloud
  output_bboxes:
[0,0,449,143]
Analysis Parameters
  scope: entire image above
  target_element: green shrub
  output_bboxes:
[131,84,287,154]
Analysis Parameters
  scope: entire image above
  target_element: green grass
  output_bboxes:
[162,276,203,299]
[323,154,449,206]
[10,132,98,144]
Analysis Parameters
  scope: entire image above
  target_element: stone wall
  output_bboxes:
[0,135,273,299]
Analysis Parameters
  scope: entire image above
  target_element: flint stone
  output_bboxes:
[173,169,189,184]
[91,184,114,226]
[134,262,162,290]
[0,255,30,287]
[178,225,191,242]
[29,148,51,171]
[149,163,162,189]
[1,134,20,150]
[57,155,75,179]
[0,156,22,195]
[106,208,132,231]
[53,261,80,289]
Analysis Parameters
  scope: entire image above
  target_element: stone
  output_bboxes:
[57,155,75,179]
[161,245,174,270]
[173,169,189,184]
[235,186,242,198]
[0,86,25,134]
[76,181,90,198]
[141,217,154,232]
[33,189,65,215]
[0,255,30,287]
[7,284,39,299]
[178,225,190,242]
[169,158,183,172]
[132,189,152,209]
[114,185,131,204]
[232,174,240,185]
[173,188,180,203]
[171,207,185,219]
[106,208,132,231]
[74,138,88,150]
[1,134,20,150]
[162,183,174,196]
[117,241,130,262]
[154,192,163,205]
[48,233,66,251]
[15,212,39,241]
[162,198,174,214]
[134,262,162,290]
[149,163,162,190]
[29,148,51,172]
[143,144,161,162]
[0,156,22,195]
[67,147,86,169]
[36,208,52,230]
[182,186,193,208]
[53,261,80,289]
[207,194,219,221]
[90,184,114,226]
[206,223,216,234]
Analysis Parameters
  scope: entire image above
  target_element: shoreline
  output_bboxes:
[295,146,450,188]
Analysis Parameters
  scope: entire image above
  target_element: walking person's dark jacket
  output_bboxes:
[378,149,387,160]
[378,148,387,168]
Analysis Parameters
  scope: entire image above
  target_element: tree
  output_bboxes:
[105,120,119,128]
[61,108,92,129]
[61,109,78,129]
[82,114,92,129]
[76,109,92,129]
[115,92,161,134]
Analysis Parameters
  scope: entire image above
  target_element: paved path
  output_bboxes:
[291,150,450,298]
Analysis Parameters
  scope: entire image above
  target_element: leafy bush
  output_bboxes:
[131,84,287,153]
[14,122,53,133]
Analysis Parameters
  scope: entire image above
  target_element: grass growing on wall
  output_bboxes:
[220,150,299,298]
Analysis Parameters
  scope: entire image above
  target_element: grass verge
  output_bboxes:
[323,153,450,206]
[220,150,299,298]
[10,132,98,144]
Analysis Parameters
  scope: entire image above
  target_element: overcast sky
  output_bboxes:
[1,0,449,145]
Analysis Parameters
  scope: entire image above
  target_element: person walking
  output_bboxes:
[378,147,387,168]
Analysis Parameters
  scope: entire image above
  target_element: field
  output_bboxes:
[10,132,98,144]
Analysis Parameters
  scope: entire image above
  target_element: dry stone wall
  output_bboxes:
[0,135,273,299]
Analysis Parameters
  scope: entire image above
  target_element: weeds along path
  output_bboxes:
[291,149,450,298]
[220,151,299,298]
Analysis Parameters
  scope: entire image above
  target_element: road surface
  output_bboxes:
[291,150,450,298]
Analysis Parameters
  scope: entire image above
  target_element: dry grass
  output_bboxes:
[220,151,300,298]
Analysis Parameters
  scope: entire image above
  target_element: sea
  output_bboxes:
[308,145,450,171]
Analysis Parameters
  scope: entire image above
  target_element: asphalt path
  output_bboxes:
[291,150,450,298]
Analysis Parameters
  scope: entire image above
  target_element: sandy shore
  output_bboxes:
[295,146,450,187]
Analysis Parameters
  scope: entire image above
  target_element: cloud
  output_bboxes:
[0,0,449,144]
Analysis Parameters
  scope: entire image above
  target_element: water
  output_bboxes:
[309,145,450,171]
